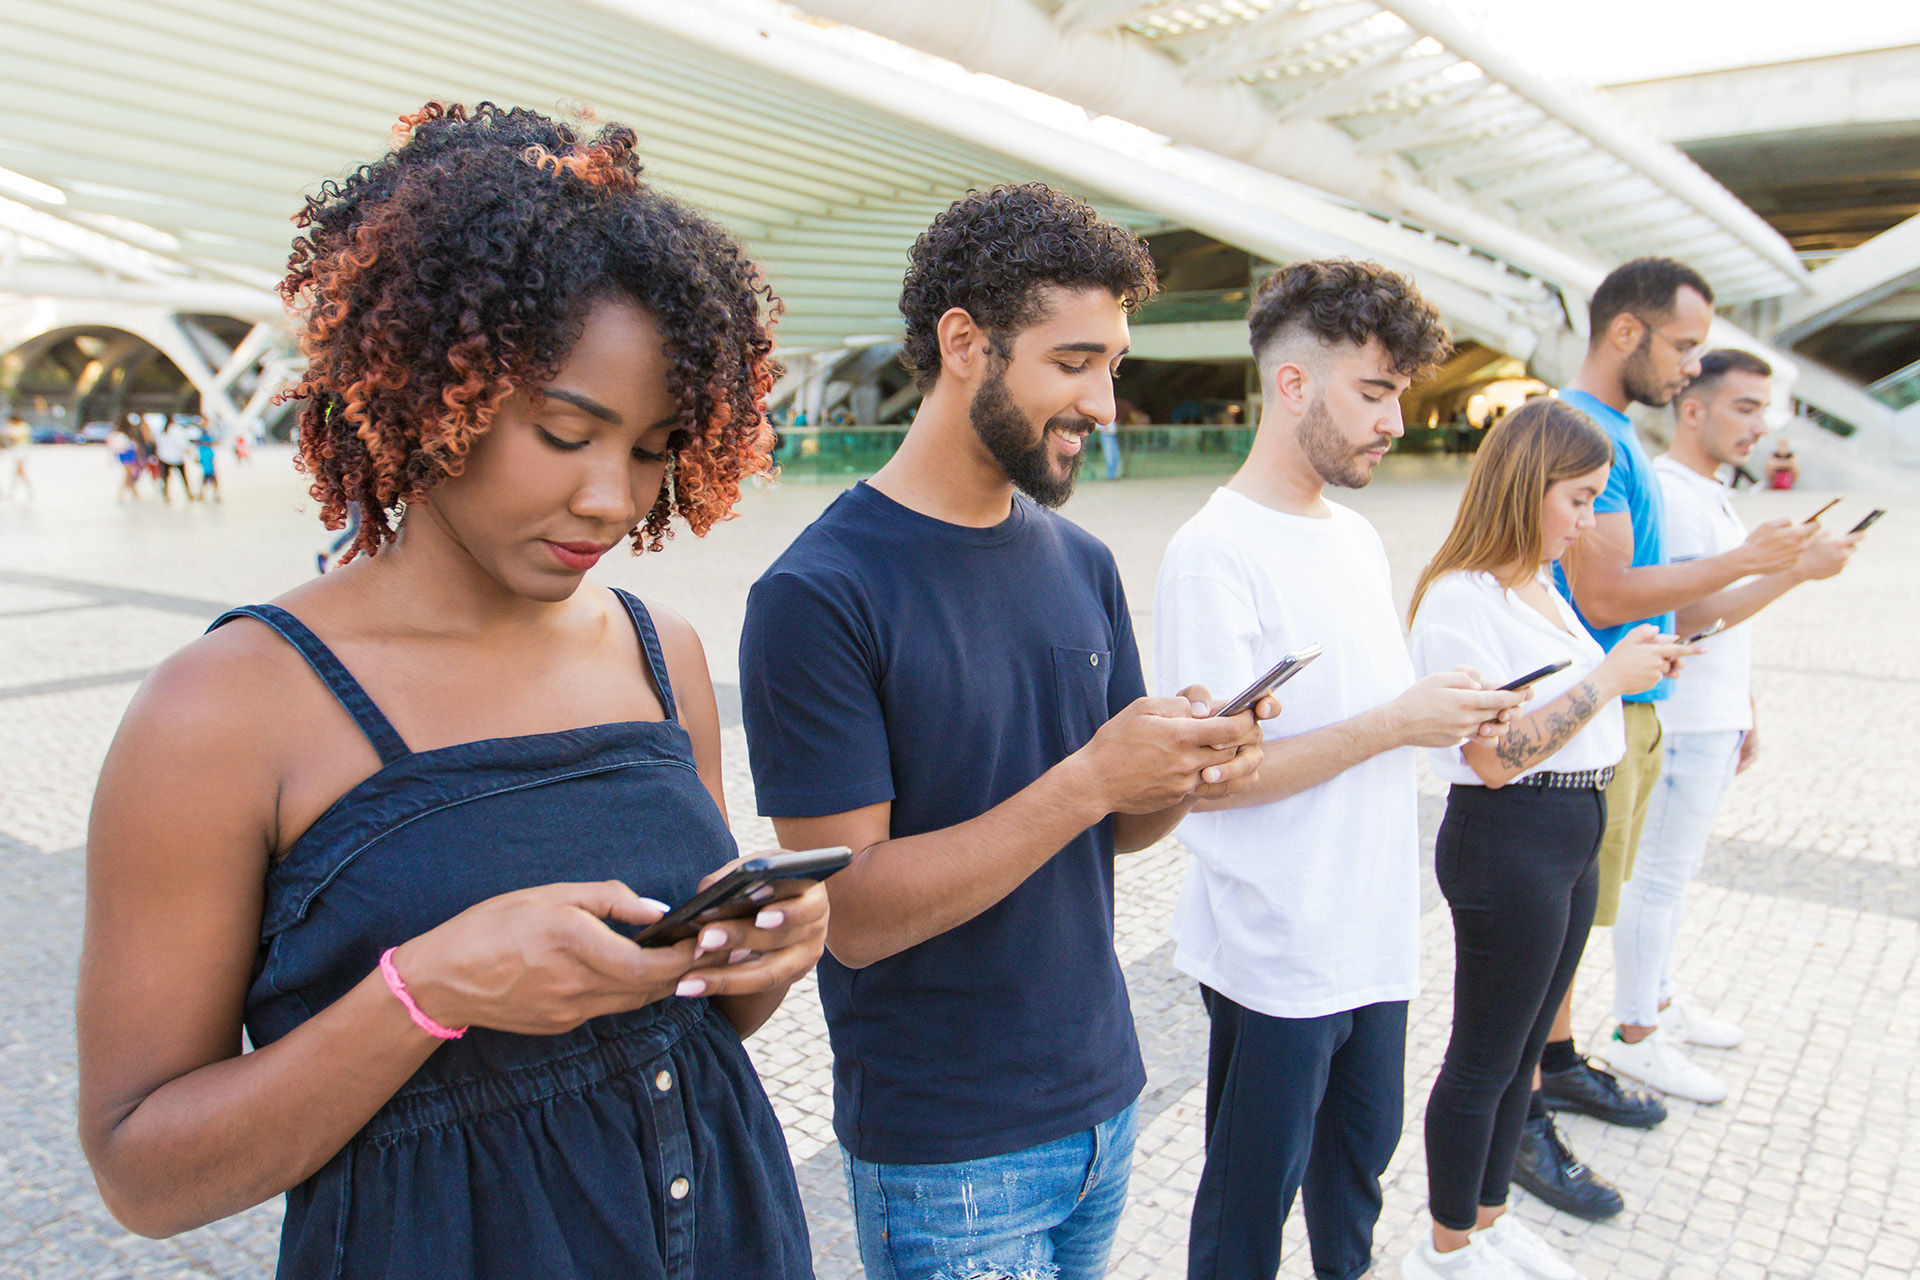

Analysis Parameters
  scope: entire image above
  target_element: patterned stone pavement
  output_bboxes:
[1,442,1916,1278]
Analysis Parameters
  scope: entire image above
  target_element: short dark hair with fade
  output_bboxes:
[1588,257,1714,344]
[899,184,1159,392]
[1247,259,1450,379]
[1677,347,1772,411]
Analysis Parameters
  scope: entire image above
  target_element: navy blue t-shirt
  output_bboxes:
[739,482,1148,1165]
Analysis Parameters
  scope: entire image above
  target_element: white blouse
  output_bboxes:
[1409,569,1625,785]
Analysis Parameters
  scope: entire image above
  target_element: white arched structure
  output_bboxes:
[2,0,1913,463]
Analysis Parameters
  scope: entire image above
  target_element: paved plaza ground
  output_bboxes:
[1,442,1916,1278]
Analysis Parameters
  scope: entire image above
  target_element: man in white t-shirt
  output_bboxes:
[153,417,196,503]
[1600,349,1857,1102]
[1156,260,1522,1280]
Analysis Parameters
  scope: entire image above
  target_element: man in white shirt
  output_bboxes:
[1155,260,1522,1280]
[153,417,196,503]
[1601,349,1857,1101]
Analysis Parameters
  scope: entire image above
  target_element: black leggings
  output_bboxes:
[1425,782,1604,1231]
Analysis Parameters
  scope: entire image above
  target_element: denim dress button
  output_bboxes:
[655,1070,673,1092]
[669,1177,691,1200]
[1089,652,1099,667]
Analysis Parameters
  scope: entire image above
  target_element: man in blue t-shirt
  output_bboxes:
[1520,259,1813,1221]
[739,186,1270,1280]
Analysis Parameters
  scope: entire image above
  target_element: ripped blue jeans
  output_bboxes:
[841,1100,1138,1280]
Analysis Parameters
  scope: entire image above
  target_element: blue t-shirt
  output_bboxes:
[1553,388,1673,702]
[739,482,1147,1165]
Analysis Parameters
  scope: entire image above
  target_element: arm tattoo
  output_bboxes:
[1494,679,1602,771]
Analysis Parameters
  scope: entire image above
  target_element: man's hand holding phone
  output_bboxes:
[1737,516,1819,576]
[1794,528,1860,582]
[1600,625,1695,695]
[1077,684,1276,815]
[1384,669,1524,748]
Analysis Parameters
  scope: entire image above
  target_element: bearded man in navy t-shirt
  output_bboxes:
[740,185,1271,1280]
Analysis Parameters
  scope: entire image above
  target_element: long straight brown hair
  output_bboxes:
[1408,397,1614,624]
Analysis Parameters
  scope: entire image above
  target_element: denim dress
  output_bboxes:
[210,591,812,1280]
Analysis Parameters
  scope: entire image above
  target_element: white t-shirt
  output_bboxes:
[1410,569,1625,785]
[1654,456,1755,734]
[1154,488,1420,1020]
[155,423,191,465]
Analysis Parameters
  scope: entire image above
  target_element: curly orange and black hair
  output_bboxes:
[279,101,780,562]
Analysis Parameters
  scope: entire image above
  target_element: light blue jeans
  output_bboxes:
[841,1100,1139,1280]
[1611,729,1744,1027]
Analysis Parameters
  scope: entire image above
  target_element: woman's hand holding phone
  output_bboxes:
[672,865,831,1000]
[386,881,724,1037]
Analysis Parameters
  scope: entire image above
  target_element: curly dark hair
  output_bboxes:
[898,184,1159,392]
[1247,259,1450,379]
[279,101,781,562]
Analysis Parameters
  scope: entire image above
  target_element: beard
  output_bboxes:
[1298,393,1387,489]
[969,367,1085,509]
[1621,336,1677,408]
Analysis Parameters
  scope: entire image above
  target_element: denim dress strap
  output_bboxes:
[208,604,411,767]
[611,588,678,724]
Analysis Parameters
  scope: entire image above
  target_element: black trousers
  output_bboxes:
[1188,991,1406,1280]
[1425,782,1604,1230]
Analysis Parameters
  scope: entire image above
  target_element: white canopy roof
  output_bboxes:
[0,0,1813,362]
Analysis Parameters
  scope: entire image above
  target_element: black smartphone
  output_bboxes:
[1211,644,1323,717]
[631,847,852,947]
[1849,508,1886,535]
[1684,618,1727,645]
[1803,497,1842,524]
[1498,658,1572,692]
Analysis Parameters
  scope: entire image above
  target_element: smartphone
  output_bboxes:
[1684,618,1727,645]
[1498,658,1572,692]
[1211,644,1323,717]
[630,847,853,947]
[1849,508,1886,535]
[1803,497,1842,524]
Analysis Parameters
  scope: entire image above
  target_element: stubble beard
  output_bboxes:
[1298,394,1383,490]
[1622,336,1678,409]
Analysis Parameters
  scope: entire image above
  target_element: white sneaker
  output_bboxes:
[1480,1213,1578,1280]
[1660,996,1744,1049]
[1401,1234,1526,1280]
[1596,1028,1728,1103]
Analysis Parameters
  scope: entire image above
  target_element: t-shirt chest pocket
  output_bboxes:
[1051,644,1112,755]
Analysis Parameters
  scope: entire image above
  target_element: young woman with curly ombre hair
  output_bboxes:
[77,103,823,1279]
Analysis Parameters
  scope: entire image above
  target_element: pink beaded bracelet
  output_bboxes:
[378,946,467,1040]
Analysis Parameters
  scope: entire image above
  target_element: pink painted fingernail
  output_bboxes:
[699,926,728,951]
[676,977,707,998]
[748,884,776,901]
[754,909,785,930]
[729,948,753,964]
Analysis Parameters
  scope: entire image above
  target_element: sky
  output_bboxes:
[1458,0,1920,84]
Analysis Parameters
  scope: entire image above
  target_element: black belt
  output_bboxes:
[1513,766,1615,790]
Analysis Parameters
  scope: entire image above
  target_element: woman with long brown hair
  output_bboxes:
[1401,398,1691,1280]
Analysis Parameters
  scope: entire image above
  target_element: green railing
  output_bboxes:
[770,421,1479,480]
[1132,287,1253,326]
[1867,359,1920,411]
[772,424,1256,481]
